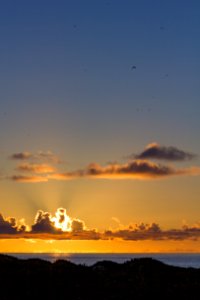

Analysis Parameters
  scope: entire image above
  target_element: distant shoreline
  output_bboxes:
[1,252,200,268]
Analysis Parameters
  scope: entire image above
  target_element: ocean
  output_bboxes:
[4,253,200,268]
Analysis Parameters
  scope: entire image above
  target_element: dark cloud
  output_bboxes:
[0,214,17,234]
[31,210,60,233]
[134,143,196,161]
[2,222,200,241]
[10,175,48,183]
[104,222,163,241]
[10,152,32,160]
[28,217,200,241]
[31,208,85,234]
[50,160,199,181]
[103,223,200,241]
[71,219,85,232]
[1,209,200,241]
[10,151,61,164]
[86,160,176,177]
[86,161,176,178]
[0,214,26,234]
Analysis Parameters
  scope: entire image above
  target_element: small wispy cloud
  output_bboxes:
[10,151,61,164]
[10,152,32,160]
[35,151,62,164]
[10,175,48,183]
[16,163,56,174]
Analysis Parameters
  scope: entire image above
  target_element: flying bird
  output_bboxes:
[131,65,136,70]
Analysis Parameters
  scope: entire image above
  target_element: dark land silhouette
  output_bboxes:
[0,254,200,299]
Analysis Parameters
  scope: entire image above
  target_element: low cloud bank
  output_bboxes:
[1,210,200,241]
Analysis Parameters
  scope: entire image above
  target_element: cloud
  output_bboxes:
[0,214,26,234]
[2,209,200,241]
[0,214,17,234]
[0,230,101,240]
[84,161,181,179]
[10,151,61,164]
[31,210,60,233]
[10,175,48,183]
[10,152,32,160]
[0,208,91,238]
[16,163,56,174]
[51,208,72,232]
[49,160,200,180]
[9,150,60,182]
[31,208,85,234]
[35,151,61,164]
[103,222,200,241]
[2,221,200,241]
[71,219,85,232]
[8,146,200,183]
[104,223,162,240]
[134,143,196,161]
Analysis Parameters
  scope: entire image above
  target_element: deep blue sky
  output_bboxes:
[0,0,200,161]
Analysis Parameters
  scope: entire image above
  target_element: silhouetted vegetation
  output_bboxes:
[0,254,200,299]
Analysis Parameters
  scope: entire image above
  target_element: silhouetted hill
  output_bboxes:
[0,254,200,299]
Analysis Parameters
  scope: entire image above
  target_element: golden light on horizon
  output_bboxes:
[1,239,200,254]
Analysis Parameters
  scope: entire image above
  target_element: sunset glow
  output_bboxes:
[0,1,199,255]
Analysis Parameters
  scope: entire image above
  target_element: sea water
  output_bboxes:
[5,253,200,268]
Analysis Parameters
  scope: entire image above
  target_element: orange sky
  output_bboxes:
[1,239,200,254]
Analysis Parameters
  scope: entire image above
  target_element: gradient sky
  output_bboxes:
[0,0,200,252]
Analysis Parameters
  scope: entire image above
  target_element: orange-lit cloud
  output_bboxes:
[31,208,85,234]
[7,144,200,183]
[134,142,196,161]
[10,175,48,183]
[1,209,200,241]
[16,163,56,174]
[49,161,200,181]
[82,161,200,179]
[48,173,75,181]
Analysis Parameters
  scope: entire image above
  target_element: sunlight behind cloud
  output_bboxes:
[51,208,72,232]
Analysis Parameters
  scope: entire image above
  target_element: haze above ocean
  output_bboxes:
[4,253,200,268]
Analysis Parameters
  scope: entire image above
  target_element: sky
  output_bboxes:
[0,0,200,253]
